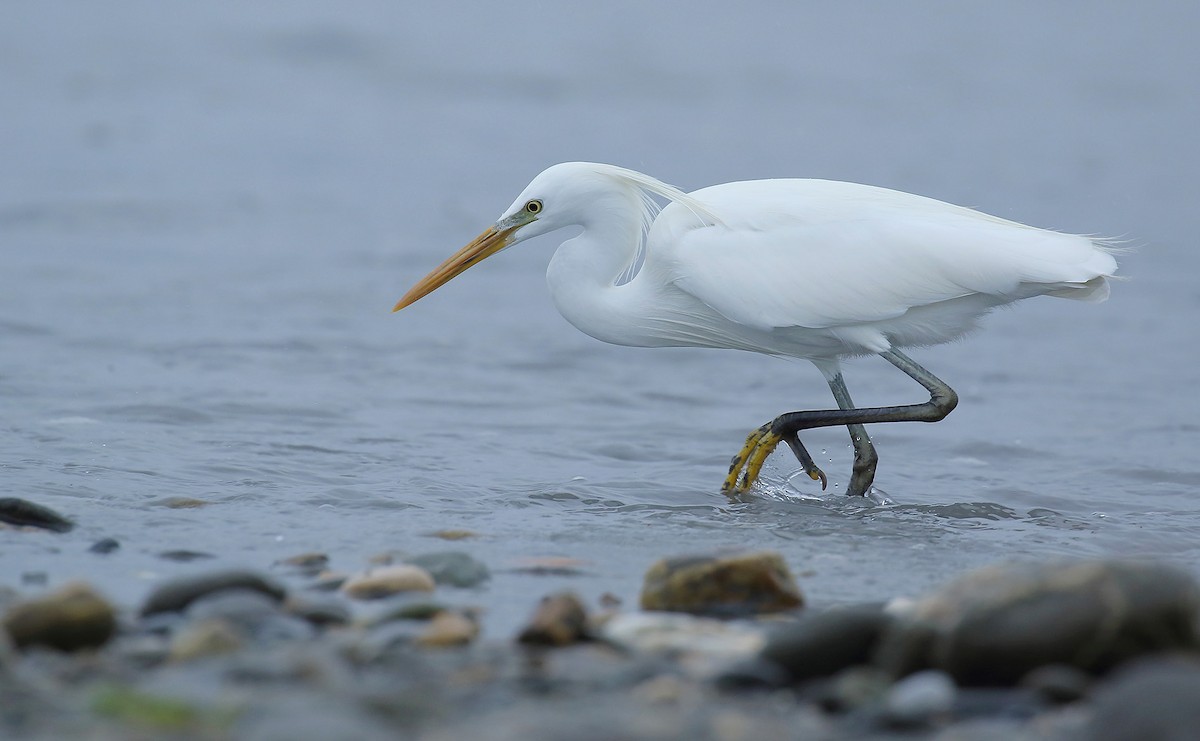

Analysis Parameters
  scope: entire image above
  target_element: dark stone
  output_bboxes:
[517,592,589,646]
[760,604,892,682]
[639,551,803,616]
[285,595,352,628]
[140,570,287,617]
[1085,657,1200,741]
[877,560,1200,686]
[0,498,73,532]
[88,537,120,554]
[157,550,216,562]
[1020,664,1093,704]
[714,657,794,691]
[3,582,116,651]
[407,551,490,588]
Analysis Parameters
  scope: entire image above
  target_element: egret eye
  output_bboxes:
[525,199,543,214]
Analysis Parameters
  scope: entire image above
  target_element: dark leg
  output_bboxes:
[826,372,878,497]
[722,349,958,495]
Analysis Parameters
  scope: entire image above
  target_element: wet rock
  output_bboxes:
[169,617,244,662]
[341,565,436,600]
[881,670,956,728]
[1020,664,1092,704]
[3,582,116,651]
[518,592,590,646]
[509,556,591,576]
[407,551,490,588]
[640,551,803,616]
[1084,657,1200,741]
[877,560,1200,685]
[416,610,479,648]
[760,604,891,683]
[0,497,73,532]
[141,570,287,617]
[285,594,352,628]
[275,552,329,577]
[600,612,766,663]
[426,529,479,541]
[157,550,216,562]
[817,666,892,713]
[370,601,450,625]
[151,496,212,509]
[185,589,314,643]
[88,537,120,554]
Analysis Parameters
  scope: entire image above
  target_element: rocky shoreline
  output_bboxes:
[4,496,1200,740]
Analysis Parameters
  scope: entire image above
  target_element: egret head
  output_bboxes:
[393,163,705,312]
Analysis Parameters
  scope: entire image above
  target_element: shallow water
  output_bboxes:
[3,2,1199,635]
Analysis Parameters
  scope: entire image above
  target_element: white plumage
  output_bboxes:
[395,162,1118,496]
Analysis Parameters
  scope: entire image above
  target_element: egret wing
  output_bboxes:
[656,181,1113,331]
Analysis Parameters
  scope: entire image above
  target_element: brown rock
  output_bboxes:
[640,551,804,616]
[3,582,116,651]
[518,592,589,646]
[341,565,436,600]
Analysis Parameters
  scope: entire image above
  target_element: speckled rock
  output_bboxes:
[3,582,116,651]
[640,551,803,616]
[341,565,436,600]
[877,560,1200,686]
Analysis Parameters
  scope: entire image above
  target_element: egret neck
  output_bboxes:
[545,191,658,348]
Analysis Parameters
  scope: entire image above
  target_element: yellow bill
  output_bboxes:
[392,224,520,312]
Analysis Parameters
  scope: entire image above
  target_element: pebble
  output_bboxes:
[407,551,490,588]
[88,537,121,554]
[639,551,803,616]
[341,565,436,600]
[600,612,766,663]
[141,570,287,617]
[168,618,244,662]
[416,610,479,647]
[3,582,116,651]
[0,497,74,532]
[517,592,589,646]
[276,552,330,577]
[881,670,957,728]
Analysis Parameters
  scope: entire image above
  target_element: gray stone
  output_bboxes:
[1085,657,1200,741]
[877,560,1200,685]
[407,552,490,588]
[882,670,956,728]
[141,570,287,617]
[0,497,74,532]
[760,604,891,682]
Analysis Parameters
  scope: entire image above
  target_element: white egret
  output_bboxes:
[394,163,1117,496]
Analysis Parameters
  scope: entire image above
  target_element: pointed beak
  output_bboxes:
[392,224,520,312]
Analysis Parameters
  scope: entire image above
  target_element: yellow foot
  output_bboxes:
[721,423,783,494]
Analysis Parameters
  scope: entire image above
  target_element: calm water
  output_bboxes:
[3,2,1198,635]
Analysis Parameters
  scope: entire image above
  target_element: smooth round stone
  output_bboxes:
[760,604,891,682]
[877,560,1200,685]
[0,497,74,533]
[1086,657,1200,741]
[416,611,479,648]
[141,570,287,617]
[407,552,490,588]
[882,670,956,728]
[341,565,436,600]
[3,582,116,651]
